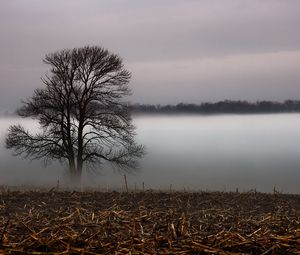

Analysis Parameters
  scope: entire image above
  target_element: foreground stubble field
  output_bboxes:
[0,190,300,254]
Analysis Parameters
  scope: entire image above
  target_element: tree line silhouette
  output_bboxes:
[130,100,300,114]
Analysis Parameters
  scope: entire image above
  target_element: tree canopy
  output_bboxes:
[6,46,145,184]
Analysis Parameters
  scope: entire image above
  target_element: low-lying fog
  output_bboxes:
[1,114,300,193]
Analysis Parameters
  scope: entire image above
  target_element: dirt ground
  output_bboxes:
[0,189,300,254]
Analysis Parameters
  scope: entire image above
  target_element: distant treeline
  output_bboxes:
[130,100,300,114]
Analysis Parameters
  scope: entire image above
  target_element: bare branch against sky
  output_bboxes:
[1,0,300,109]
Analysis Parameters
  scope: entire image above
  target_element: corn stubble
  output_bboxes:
[0,189,300,254]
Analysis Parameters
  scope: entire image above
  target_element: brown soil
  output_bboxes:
[0,190,300,254]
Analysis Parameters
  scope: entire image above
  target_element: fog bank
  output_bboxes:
[1,114,300,193]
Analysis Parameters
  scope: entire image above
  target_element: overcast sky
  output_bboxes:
[1,0,300,109]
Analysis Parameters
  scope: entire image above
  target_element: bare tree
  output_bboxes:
[6,46,145,184]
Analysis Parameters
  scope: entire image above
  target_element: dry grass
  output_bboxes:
[0,189,300,254]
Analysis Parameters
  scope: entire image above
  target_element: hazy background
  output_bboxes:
[1,0,300,110]
[1,1,300,192]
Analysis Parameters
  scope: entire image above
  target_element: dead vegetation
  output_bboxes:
[0,189,300,254]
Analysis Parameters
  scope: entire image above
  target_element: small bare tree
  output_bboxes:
[6,46,145,184]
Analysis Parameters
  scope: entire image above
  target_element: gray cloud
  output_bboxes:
[0,0,300,109]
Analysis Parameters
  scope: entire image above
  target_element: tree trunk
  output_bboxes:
[69,169,82,188]
[76,110,84,188]
[69,159,82,188]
